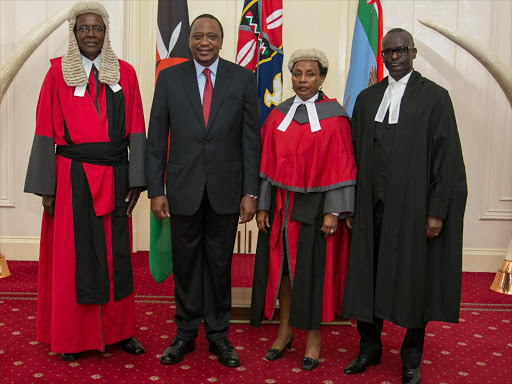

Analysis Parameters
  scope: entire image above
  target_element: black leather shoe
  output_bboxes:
[160,339,195,365]
[402,368,421,384]
[302,357,319,370]
[61,353,80,361]
[119,337,145,355]
[265,333,294,361]
[344,355,381,374]
[209,338,240,367]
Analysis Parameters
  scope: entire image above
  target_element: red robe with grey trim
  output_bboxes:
[25,57,146,353]
[251,96,357,329]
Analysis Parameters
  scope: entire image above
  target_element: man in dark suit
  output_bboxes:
[342,28,467,384]
[146,14,260,368]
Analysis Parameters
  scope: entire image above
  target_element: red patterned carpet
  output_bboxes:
[1,252,511,384]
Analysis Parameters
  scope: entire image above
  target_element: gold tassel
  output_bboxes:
[490,240,512,295]
[0,252,11,278]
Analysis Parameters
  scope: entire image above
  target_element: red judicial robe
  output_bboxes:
[251,95,357,330]
[24,57,146,353]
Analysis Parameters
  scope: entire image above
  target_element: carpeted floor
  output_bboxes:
[1,253,511,384]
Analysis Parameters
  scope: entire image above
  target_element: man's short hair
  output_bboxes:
[386,28,415,47]
[190,14,224,39]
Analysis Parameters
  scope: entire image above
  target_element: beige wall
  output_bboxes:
[1,0,510,272]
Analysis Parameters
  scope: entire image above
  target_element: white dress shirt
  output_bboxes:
[74,54,121,97]
[374,70,413,124]
[193,58,219,104]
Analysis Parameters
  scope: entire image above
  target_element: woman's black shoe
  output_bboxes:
[301,356,319,370]
[118,337,145,355]
[61,353,80,361]
[264,333,294,361]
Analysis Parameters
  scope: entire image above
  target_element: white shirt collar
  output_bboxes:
[374,70,413,124]
[74,53,121,97]
[388,70,413,86]
[277,92,322,133]
[81,53,101,79]
[193,57,219,78]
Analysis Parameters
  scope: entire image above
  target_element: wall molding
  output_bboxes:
[0,237,40,261]
[479,0,512,221]
[462,248,507,272]
[1,236,506,273]
[0,0,15,207]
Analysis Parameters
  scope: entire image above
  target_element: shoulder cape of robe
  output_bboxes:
[342,71,467,328]
[259,96,356,192]
[251,96,357,330]
[24,57,146,353]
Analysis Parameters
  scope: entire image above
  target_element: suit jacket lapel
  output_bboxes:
[207,58,233,131]
[181,60,206,129]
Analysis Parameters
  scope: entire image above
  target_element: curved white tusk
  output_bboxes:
[0,6,72,104]
[418,18,512,108]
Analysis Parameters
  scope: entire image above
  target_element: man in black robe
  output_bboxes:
[342,28,467,384]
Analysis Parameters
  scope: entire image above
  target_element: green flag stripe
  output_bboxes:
[357,0,380,56]
[149,213,172,284]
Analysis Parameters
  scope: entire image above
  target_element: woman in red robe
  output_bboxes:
[250,48,357,370]
[24,2,146,361]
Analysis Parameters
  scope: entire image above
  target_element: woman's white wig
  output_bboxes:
[287,48,329,72]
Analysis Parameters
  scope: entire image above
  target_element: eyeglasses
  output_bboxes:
[75,25,105,34]
[381,46,414,58]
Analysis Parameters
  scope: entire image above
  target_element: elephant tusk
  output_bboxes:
[0,6,72,104]
[418,18,512,108]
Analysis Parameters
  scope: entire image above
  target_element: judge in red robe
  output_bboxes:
[250,48,357,370]
[24,2,146,361]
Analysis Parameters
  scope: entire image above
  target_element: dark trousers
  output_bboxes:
[170,190,239,343]
[356,201,426,369]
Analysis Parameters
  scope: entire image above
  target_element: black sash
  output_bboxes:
[56,141,128,166]
[57,141,133,305]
